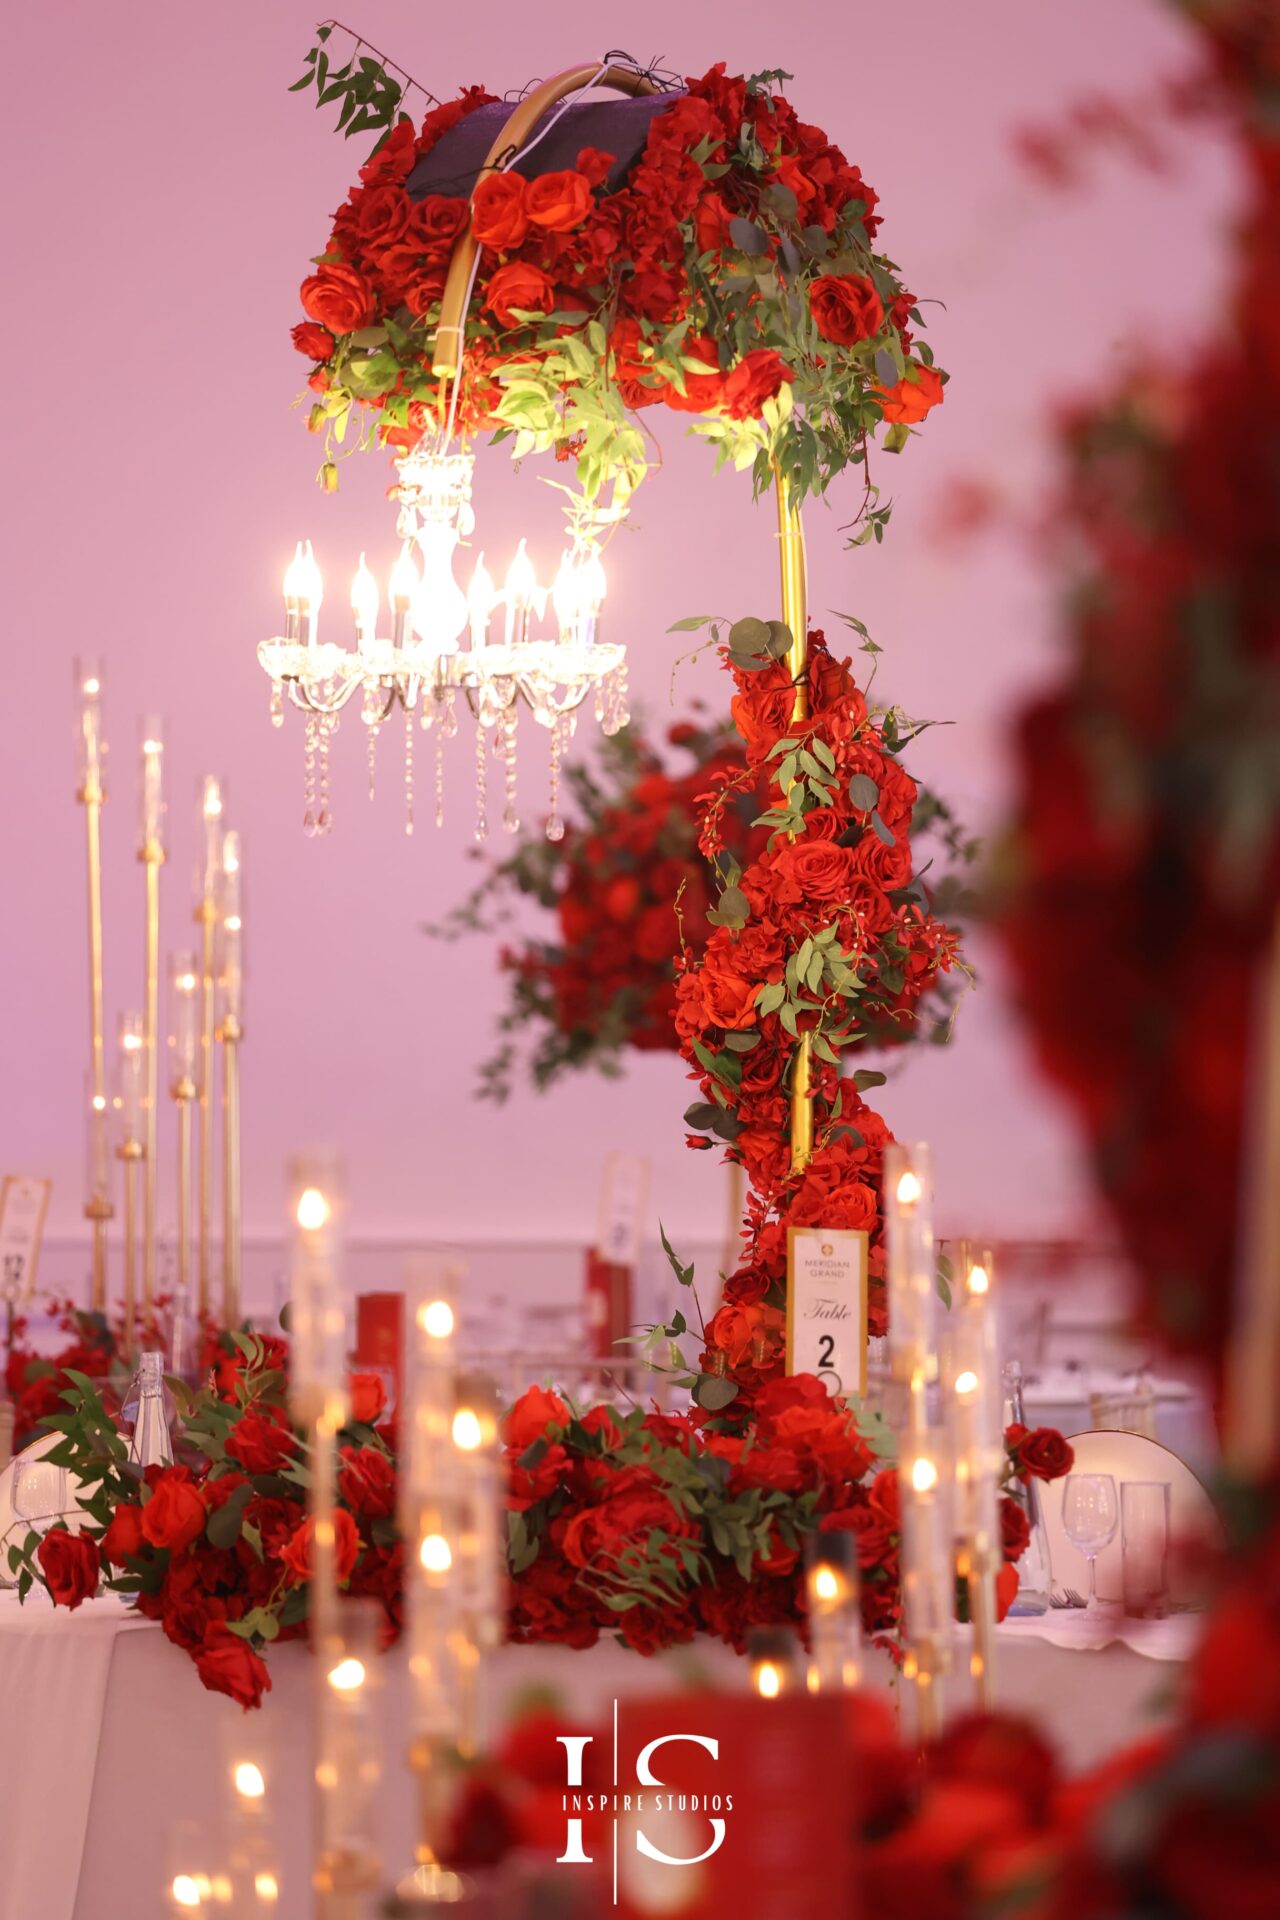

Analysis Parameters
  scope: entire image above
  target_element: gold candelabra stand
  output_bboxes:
[75,665,112,1311]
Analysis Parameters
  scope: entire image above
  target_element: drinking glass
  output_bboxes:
[12,1457,69,1537]
[1061,1473,1119,1608]
[1121,1480,1171,1618]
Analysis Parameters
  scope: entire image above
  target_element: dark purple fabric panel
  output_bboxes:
[405,92,680,202]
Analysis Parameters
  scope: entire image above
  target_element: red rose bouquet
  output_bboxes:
[290,44,946,512]
[502,1379,1071,1656]
[436,709,972,1099]
[9,1333,400,1710]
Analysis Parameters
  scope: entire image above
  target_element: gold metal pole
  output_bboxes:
[774,468,814,1176]
[220,1015,242,1328]
[118,1142,142,1362]
[80,781,112,1311]
[196,902,216,1320]
[141,847,163,1324]
[175,1080,195,1311]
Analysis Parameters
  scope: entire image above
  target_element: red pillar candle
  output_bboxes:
[354,1291,404,1406]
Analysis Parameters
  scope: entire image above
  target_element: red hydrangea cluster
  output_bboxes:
[293,62,943,464]
[502,1382,1068,1655]
[441,719,769,1096]
[672,630,961,1389]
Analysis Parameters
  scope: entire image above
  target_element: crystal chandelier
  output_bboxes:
[257,443,629,842]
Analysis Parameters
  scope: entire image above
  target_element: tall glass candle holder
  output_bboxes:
[899,1423,953,1741]
[450,1371,503,1757]
[218,830,243,1327]
[314,1599,383,1911]
[138,717,166,1322]
[392,1256,471,1909]
[195,777,224,1321]
[805,1531,862,1694]
[884,1142,936,1387]
[943,1244,1001,1708]
[286,1155,359,1916]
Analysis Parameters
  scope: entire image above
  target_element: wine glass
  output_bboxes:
[12,1456,68,1538]
[1061,1472,1119,1608]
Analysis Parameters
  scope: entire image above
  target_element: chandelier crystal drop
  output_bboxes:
[257,444,629,840]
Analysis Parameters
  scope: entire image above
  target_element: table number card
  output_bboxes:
[786,1227,868,1396]
[0,1175,52,1303]
[595,1151,651,1270]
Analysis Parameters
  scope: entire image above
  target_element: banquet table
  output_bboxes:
[0,1589,1200,1920]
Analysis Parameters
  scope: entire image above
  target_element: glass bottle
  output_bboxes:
[1000,1360,1051,1615]
[126,1352,174,1469]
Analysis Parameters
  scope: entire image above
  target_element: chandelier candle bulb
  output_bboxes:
[351,553,379,652]
[503,539,537,648]
[466,555,495,650]
[389,542,419,651]
[884,1142,937,1386]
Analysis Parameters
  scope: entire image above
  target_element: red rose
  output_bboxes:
[525,169,593,232]
[502,1384,569,1451]
[999,1496,1031,1563]
[141,1467,208,1553]
[471,171,529,251]
[662,335,727,414]
[338,1445,397,1519]
[507,1440,569,1512]
[483,261,555,328]
[37,1528,100,1610]
[225,1403,296,1475]
[299,262,376,336]
[348,1372,388,1426]
[407,194,469,256]
[770,840,855,905]
[877,361,944,424]
[100,1501,147,1566]
[291,321,335,363]
[279,1506,360,1587]
[1006,1424,1074,1482]
[576,147,615,189]
[351,181,412,252]
[158,1549,233,1651]
[359,118,419,187]
[810,273,884,346]
[722,349,792,420]
[194,1625,272,1711]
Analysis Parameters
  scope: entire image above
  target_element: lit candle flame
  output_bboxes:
[967,1263,990,1296]
[295,1187,329,1231]
[504,538,536,606]
[233,1761,266,1799]
[420,1533,452,1573]
[418,1298,454,1339]
[911,1456,939,1493]
[327,1657,366,1692]
[954,1369,979,1396]
[755,1661,781,1700]
[895,1170,923,1207]
[452,1408,483,1451]
[351,552,380,640]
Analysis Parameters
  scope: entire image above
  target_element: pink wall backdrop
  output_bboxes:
[0,0,1240,1250]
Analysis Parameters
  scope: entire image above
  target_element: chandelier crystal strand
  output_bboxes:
[317,713,334,836]
[404,704,415,836]
[546,713,566,843]
[434,717,446,829]
[259,445,626,836]
[474,714,487,842]
[303,714,318,837]
[501,704,519,833]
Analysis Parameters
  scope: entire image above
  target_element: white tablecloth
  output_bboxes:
[0,1592,1200,1920]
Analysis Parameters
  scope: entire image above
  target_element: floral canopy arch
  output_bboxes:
[293,49,946,526]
